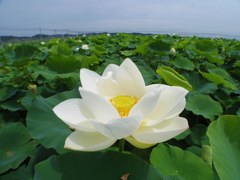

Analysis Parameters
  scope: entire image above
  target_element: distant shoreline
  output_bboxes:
[1,31,240,42]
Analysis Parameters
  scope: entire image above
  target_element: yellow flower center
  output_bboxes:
[110,95,139,117]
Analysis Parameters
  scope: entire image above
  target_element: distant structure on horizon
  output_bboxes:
[1,31,240,42]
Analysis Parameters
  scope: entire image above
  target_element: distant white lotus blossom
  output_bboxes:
[40,41,45,45]
[74,47,80,51]
[53,58,189,151]
[81,44,89,50]
[107,33,111,36]
[170,47,176,56]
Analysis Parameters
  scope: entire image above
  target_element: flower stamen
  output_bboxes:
[110,95,139,117]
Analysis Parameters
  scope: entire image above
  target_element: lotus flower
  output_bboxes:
[53,58,189,151]
[74,47,80,51]
[81,44,89,50]
[170,47,176,56]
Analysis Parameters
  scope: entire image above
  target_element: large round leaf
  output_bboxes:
[0,165,32,180]
[200,69,237,91]
[194,39,217,52]
[0,123,37,174]
[184,72,217,94]
[207,115,240,179]
[186,92,222,120]
[149,40,171,52]
[0,86,17,102]
[172,55,195,71]
[46,54,81,73]
[34,151,163,180]
[26,88,80,153]
[150,144,213,180]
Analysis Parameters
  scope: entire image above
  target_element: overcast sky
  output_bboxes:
[0,0,240,36]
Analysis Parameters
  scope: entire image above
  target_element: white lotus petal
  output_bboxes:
[79,88,119,121]
[103,64,126,80]
[81,44,89,50]
[96,72,122,97]
[102,60,145,97]
[92,115,142,139]
[73,121,97,132]
[146,84,169,93]
[120,58,145,88]
[143,99,186,127]
[163,98,186,120]
[80,69,100,93]
[120,59,146,97]
[133,117,189,144]
[144,86,188,126]
[121,80,145,97]
[129,88,162,118]
[102,64,133,94]
[65,131,116,151]
[53,99,96,132]
[125,136,155,149]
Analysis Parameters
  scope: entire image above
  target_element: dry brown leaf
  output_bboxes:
[120,173,130,180]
